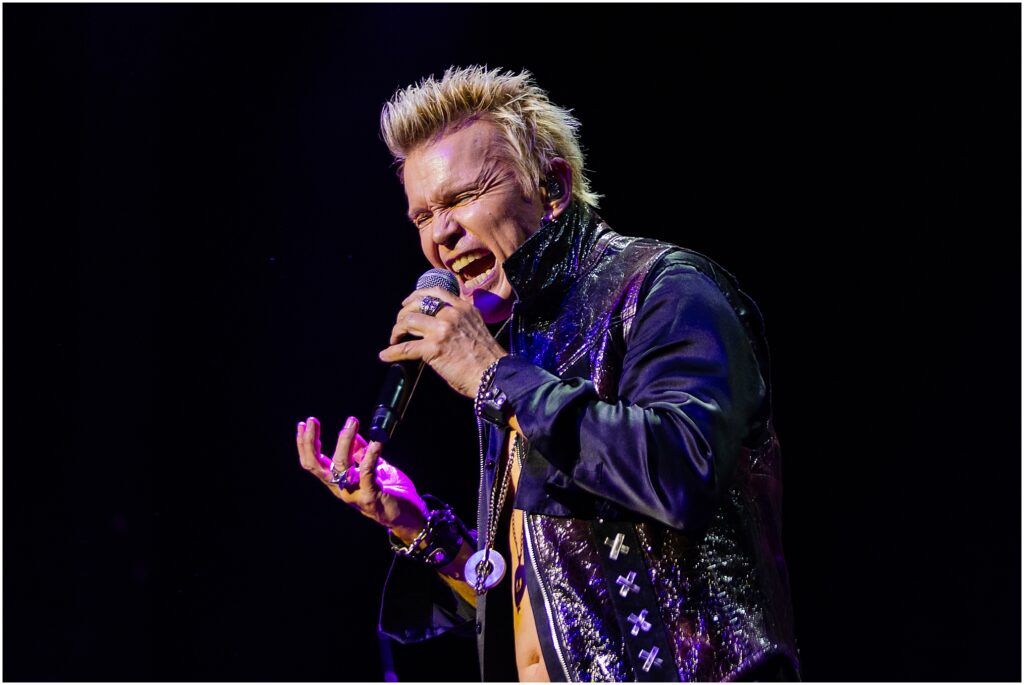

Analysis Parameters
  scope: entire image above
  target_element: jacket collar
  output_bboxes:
[501,201,604,303]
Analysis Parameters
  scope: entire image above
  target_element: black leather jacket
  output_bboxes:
[381,203,799,681]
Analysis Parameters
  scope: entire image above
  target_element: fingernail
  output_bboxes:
[345,417,355,430]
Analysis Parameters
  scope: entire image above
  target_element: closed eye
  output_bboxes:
[451,192,478,207]
[411,191,478,229]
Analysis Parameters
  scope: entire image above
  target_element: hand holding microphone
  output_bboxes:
[368,269,460,444]
[378,269,508,408]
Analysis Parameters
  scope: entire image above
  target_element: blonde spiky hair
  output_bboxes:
[381,65,600,208]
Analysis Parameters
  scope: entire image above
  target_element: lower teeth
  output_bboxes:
[465,267,494,288]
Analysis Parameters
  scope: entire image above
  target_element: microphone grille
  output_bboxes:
[416,268,460,296]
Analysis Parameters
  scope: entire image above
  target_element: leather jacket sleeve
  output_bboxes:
[378,552,476,644]
[495,254,767,532]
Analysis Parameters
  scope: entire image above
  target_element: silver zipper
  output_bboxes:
[475,416,485,547]
[524,515,571,681]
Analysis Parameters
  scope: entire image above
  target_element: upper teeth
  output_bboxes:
[452,251,489,274]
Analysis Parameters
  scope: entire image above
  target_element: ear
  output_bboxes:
[541,157,573,222]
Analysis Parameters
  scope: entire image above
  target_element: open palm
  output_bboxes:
[296,416,428,538]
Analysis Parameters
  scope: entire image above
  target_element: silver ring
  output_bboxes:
[327,465,354,487]
[419,295,446,317]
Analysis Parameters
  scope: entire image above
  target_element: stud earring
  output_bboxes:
[544,174,564,201]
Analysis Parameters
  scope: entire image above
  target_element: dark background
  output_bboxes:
[3,4,1020,681]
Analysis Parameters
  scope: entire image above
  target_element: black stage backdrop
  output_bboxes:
[3,4,1020,681]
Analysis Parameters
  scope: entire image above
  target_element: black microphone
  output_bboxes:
[368,268,460,444]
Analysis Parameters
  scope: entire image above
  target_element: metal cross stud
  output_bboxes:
[639,647,664,672]
[627,609,652,636]
[603,533,630,560]
[616,571,640,597]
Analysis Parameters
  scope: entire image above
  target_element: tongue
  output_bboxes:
[461,253,496,281]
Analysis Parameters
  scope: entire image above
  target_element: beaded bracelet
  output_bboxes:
[474,358,509,427]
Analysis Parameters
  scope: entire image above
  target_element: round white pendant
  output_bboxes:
[465,549,506,592]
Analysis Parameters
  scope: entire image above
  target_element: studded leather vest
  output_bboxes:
[475,202,800,681]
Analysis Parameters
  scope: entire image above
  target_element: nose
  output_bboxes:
[431,210,463,251]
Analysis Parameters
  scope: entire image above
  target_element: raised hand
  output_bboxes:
[296,416,428,542]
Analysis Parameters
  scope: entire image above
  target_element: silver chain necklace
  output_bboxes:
[465,318,514,594]
[465,432,521,594]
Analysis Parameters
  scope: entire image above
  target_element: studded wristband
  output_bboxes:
[388,495,474,568]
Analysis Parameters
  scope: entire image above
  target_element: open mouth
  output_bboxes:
[451,250,497,290]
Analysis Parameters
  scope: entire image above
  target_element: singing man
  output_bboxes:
[296,66,799,682]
